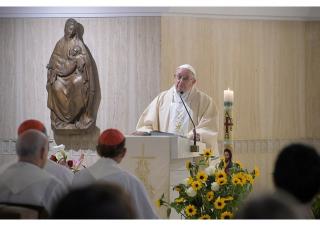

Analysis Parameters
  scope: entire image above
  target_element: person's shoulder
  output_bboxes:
[41,167,62,181]
[73,167,90,178]
[44,160,74,185]
[45,160,71,172]
[35,168,67,191]
[155,86,175,102]
[195,87,210,97]
[194,87,212,102]
[122,170,145,186]
[156,88,171,98]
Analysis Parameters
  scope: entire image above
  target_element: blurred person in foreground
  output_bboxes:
[236,191,305,219]
[273,143,320,218]
[52,182,136,219]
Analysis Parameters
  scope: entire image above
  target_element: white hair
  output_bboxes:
[176,64,197,78]
[16,129,48,158]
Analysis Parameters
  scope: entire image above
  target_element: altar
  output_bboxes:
[122,136,206,218]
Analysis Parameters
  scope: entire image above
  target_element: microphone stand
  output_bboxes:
[179,92,199,152]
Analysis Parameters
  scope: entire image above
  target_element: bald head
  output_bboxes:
[16,130,49,167]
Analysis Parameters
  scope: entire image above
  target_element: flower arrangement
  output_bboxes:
[49,144,85,173]
[157,148,259,219]
[312,194,320,219]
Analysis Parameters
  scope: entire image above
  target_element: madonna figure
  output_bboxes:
[47,18,100,131]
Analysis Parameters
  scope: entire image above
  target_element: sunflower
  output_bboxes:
[253,166,260,177]
[232,176,241,185]
[156,199,162,208]
[191,180,203,191]
[214,197,226,209]
[217,177,227,186]
[185,204,197,217]
[203,148,212,157]
[215,170,227,180]
[185,160,192,170]
[238,174,246,185]
[196,171,208,183]
[199,214,211,219]
[245,174,254,184]
[206,191,214,201]
[220,211,233,219]
[187,176,194,185]
[233,173,245,186]
[174,197,184,204]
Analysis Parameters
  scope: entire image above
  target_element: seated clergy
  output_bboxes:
[17,119,74,188]
[72,128,158,219]
[0,130,67,214]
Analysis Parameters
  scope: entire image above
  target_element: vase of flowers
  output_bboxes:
[157,148,259,219]
[49,144,85,173]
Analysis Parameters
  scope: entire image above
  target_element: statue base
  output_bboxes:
[53,126,100,150]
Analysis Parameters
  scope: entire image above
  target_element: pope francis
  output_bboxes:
[136,64,219,155]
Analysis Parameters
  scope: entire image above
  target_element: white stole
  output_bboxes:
[167,88,193,137]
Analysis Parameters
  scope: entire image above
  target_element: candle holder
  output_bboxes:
[223,89,234,155]
[224,100,233,152]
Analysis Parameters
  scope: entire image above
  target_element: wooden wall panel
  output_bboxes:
[161,16,320,194]
[161,16,307,140]
[0,17,161,138]
[305,22,320,139]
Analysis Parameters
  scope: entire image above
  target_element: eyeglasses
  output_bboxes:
[175,75,193,82]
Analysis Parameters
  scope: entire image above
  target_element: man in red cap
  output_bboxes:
[17,119,74,188]
[17,119,48,136]
[72,128,158,219]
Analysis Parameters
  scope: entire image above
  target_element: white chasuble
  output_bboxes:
[136,86,219,155]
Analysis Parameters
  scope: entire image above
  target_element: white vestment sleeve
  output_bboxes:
[136,95,160,132]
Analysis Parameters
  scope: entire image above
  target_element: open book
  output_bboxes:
[141,130,188,139]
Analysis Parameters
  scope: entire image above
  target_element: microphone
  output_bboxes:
[179,91,199,152]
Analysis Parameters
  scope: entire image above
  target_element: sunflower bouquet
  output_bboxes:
[157,148,259,219]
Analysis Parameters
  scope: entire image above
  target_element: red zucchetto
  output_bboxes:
[98,129,125,146]
[17,119,47,136]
